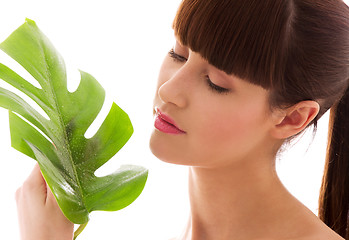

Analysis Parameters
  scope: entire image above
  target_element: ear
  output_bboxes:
[270,101,320,139]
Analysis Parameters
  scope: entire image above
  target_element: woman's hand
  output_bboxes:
[15,164,74,240]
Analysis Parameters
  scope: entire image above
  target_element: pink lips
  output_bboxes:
[154,108,186,134]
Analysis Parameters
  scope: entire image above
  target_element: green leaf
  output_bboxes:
[0,19,148,224]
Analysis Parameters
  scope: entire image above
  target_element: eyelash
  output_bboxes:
[205,76,230,94]
[168,48,230,94]
[168,48,187,62]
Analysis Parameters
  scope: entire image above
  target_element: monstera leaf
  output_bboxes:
[0,18,148,228]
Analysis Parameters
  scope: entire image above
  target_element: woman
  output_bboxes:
[15,0,349,239]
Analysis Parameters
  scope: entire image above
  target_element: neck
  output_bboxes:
[181,156,308,240]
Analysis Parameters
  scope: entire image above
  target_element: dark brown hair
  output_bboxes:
[173,0,349,238]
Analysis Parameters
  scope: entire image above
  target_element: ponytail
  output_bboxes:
[319,85,349,239]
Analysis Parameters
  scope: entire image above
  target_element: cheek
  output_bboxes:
[191,102,269,164]
[198,110,252,146]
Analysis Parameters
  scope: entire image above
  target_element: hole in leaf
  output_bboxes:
[13,112,53,144]
[66,64,81,93]
[0,50,50,120]
[0,50,42,89]
[84,99,112,139]
[0,80,50,120]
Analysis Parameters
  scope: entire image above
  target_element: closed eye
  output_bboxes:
[168,48,229,94]
[169,48,187,63]
[206,76,230,94]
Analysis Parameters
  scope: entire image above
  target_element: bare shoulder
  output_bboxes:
[293,233,343,240]
[291,223,344,240]
[302,231,344,240]
[287,205,345,240]
[259,219,345,240]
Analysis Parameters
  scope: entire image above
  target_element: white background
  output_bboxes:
[0,1,347,239]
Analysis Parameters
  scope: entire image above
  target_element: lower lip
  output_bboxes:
[154,115,186,134]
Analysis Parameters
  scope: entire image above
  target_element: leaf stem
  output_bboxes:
[73,222,88,240]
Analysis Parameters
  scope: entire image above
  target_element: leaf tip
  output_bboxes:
[25,18,37,26]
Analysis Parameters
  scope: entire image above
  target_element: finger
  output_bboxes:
[22,163,48,204]
[26,163,46,186]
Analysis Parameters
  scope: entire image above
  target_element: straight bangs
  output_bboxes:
[173,0,294,89]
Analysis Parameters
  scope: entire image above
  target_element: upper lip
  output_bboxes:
[155,107,186,133]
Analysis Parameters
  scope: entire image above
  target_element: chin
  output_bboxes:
[149,130,192,166]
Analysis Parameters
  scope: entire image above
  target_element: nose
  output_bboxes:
[158,67,189,108]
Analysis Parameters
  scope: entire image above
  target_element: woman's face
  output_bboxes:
[150,40,276,168]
